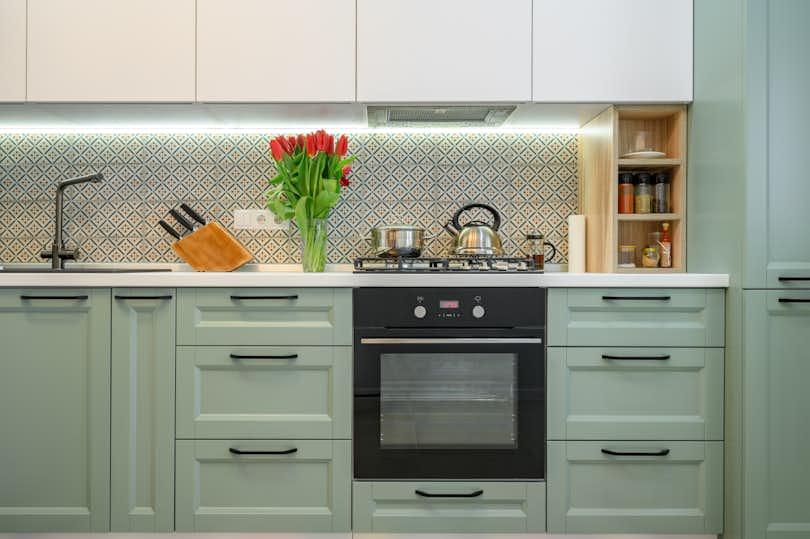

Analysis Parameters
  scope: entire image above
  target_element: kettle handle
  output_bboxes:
[452,203,502,232]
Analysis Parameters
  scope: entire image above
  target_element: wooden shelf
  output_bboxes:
[618,158,682,168]
[615,267,683,274]
[617,213,681,222]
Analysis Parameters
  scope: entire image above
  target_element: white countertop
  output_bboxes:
[0,264,730,288]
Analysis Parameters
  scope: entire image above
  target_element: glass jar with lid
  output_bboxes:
[618,173,635,214]
[634,173,653,214]
[653,172,671,213]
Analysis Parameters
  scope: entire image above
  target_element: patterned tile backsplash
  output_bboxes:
[0,132,578,264]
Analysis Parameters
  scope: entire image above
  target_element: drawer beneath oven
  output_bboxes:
[352,481,546,533]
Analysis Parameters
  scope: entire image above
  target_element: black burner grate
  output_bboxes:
[353,256,539,273]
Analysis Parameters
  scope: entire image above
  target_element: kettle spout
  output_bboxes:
[442,221,458,236]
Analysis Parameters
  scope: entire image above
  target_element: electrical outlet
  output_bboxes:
[233,209,289,231]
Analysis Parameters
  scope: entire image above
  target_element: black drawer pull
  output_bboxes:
[114,295,173,300]
[602,295,671,301]
[415,489,484,498]
[230,295,299,301]
[602,354,671,361]
[778,298,810,303]
[601,448,670,457]
[229,447,298,455]
[778,277,810,281]
[229,353,298,360]
[20,295,88,301]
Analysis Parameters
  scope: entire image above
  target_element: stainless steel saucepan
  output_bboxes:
[369,225,435,258]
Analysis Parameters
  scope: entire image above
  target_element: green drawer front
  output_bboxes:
[352,481,546,533]
[176,346,351,439]
[548,288,725,347]
[547,441,723,534]
[548,347,724,441]
[177,288,351,346]
[175,439,350,532]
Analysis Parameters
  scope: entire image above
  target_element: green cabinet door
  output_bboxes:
[175,439,351,532]
[353,481,546,533]
[0,289,110,532]
[110,289,175,531]
[547,441,723,534]
[745,0,810,288]
[744,290,810,539]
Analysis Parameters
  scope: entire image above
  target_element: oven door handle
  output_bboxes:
[359,338,543,344]
[415,489,484,498]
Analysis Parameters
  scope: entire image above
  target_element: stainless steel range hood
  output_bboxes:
[367,105,516,127]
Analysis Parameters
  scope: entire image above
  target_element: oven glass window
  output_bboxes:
[380,353,517,449]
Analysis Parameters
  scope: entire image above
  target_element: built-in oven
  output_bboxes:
[353,287,545,480]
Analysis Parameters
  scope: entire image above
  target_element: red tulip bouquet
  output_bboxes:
[266,130,354,272]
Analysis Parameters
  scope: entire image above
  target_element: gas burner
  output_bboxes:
[353,256,538,273]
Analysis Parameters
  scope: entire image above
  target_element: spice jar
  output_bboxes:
[524,232,557,271]
[653,172,670,213]
[618,245,636,268]
[618,173,635,214]
[642,246,660,268]
[634,173,652,214]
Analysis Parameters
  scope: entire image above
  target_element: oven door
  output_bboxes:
[354,334,545,480]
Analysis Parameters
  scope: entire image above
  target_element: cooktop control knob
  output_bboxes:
[413,305,427,319]
[472,305,486,319]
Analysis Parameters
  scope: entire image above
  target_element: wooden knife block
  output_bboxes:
[171,222,252,272]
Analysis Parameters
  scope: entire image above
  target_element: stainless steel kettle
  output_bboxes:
[444,203,504,256]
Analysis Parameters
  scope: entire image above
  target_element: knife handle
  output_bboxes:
[169,208,195,232]
[180,203,207,225]
[158,220,181,240]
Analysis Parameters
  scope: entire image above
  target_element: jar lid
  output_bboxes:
[635,172,652,183]
[525,232,545,240]
[619,172,634,183]
[654,172,669,183]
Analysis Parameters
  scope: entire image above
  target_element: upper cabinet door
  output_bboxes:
[532,0,693,102]
[0,0,25,102]
[197,0,356,102]
[27,0,195,102]
[357,0,532,102]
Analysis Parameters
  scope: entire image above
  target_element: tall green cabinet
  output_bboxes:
[0,289,111,532]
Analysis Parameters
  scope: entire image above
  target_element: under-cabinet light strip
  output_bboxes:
[0,125,580,135]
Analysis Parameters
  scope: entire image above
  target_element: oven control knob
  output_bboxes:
[413,305,427,319]
[472,305,486,319]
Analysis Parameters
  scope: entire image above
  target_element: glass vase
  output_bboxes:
[299,218,328,272]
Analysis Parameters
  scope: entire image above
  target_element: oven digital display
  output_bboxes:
[439,300,460,309]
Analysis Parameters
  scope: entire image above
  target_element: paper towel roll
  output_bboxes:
[568,215,586,273]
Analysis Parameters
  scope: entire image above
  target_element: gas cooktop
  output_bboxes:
[353,256,539,273]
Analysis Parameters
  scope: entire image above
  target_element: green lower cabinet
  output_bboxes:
[744,290,810,539]
[110,290,175,531]
[352,481,546,533]
[0,289,111,532]
[548,347,724,440]
[547,440,723,534]
[175,439,350,532]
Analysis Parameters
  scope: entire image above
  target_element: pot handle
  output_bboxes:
[452,203,502,232]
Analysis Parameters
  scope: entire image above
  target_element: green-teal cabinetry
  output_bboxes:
[353,481,546,533]
[177,288,351,346]
[175,439,351,532]
[176,346,351,439]
[548,347,724,440]
[0,289,111,532]
[548,288,725,347]
[547,441,723,534]
[743,290,810,539]
[110,289,175,532]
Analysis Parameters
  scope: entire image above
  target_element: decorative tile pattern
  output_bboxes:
[0,132,578,264]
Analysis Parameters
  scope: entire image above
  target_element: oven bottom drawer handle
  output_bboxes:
[415,489,484,498]
[229,447,298,456]
[360,338,543,344]
[601,448,670,457]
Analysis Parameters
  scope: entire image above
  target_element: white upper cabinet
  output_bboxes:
[197,0,356,102]
[532,0,693,103]
[0,0,26,102]
[27,0,195,102]
[357,0,532,102]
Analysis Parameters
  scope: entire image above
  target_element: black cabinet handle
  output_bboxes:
[601,448,670,457]
[415,489,484,498]
[778,298,810,303]
[229,353,298,360]
[229,447,298,455]
[230,295,299,301]
[20,295,88,301]
[602,354,671,361]
[602,295,671,301]
[114,295,173,300]
[778,277,810,282]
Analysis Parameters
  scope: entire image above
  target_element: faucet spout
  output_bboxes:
[47,173,105,269]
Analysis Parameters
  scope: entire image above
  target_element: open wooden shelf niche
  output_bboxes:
[579,105,687,273]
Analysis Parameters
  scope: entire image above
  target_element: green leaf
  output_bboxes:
[314,190,340,218]
[295,196,311,231]
[323,179,338,193]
